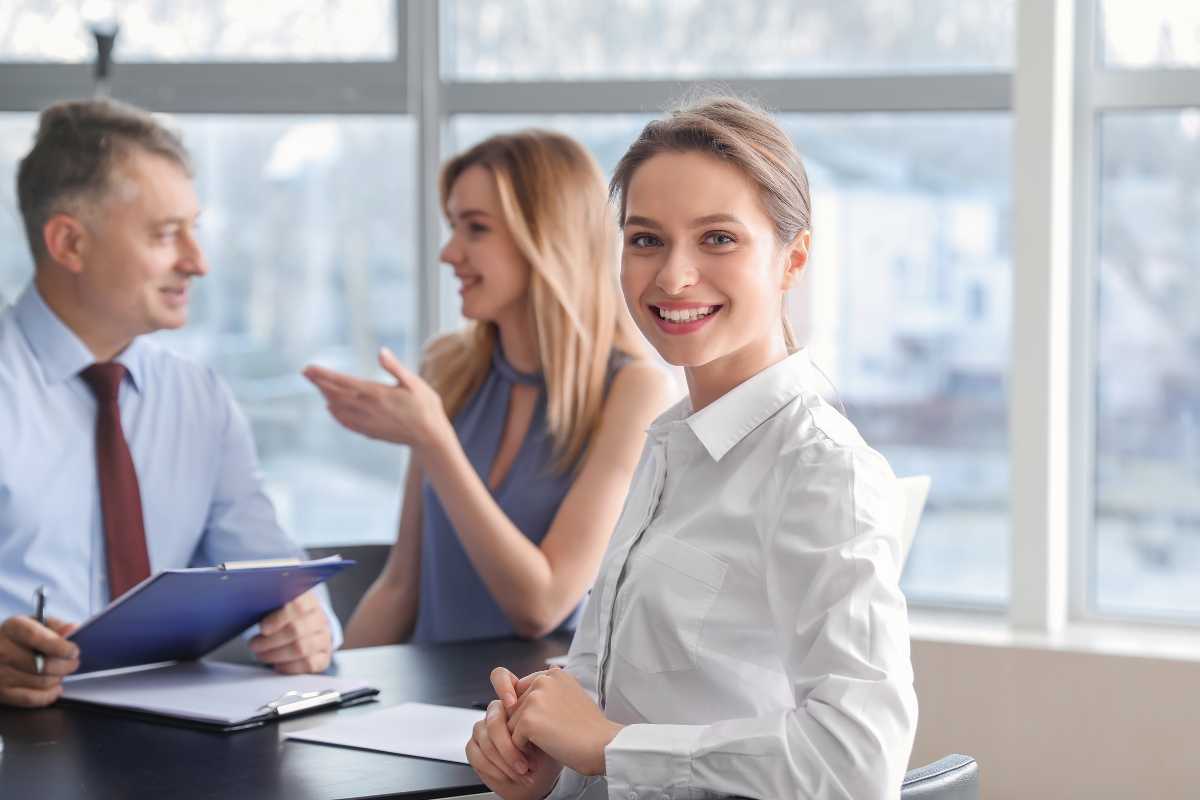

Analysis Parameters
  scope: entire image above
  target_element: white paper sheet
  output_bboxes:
[285,702,484,763]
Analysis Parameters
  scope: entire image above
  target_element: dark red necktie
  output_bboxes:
[81,363,151,599]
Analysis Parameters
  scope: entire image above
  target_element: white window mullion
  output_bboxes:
[1068,0,1100,622]
[1010,0,1077,632]
[411,0,443,345]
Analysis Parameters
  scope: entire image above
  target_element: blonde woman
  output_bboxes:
[305,131,668,644]
[468,98,917,798]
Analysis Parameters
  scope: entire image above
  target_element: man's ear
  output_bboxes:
[781,229,811,291]
[42,213,90,275]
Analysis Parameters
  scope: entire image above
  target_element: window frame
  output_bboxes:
[1068,0,1200,628]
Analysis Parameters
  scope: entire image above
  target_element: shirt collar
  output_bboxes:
[14,282,147,393]
[668,349,816,462]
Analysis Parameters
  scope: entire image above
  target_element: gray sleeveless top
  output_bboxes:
[412,347,632,643]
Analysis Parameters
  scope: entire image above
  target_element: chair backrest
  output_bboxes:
[897,475,932,568]
[307,544,391,628]
[901,754,979,800]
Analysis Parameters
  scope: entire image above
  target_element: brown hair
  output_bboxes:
[17,98,191,263]
[609,95,811,351]
[424,130,645,471]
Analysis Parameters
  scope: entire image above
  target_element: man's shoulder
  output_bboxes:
[133,340,243,432]
[137,339,225,394]
[0,303,34,385]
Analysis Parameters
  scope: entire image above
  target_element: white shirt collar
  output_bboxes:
[647,349,817,462]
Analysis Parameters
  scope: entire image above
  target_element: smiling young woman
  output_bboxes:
[304,130,670,647]
[469,97,918,800]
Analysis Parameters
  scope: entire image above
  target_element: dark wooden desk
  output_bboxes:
[0,636,569,799]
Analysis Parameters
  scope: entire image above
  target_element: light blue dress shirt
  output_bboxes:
[0,283,341,645]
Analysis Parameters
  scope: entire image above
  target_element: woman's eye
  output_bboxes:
[704,231,735,246]
[629,233,659,248]
[468,223,489,235]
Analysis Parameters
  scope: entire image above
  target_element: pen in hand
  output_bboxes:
[33,585,46,676]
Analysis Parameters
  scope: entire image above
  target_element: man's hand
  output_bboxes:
[249,590,333,674]
[0,615,79,707]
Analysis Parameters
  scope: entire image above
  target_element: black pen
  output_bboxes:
[33,585,46,676]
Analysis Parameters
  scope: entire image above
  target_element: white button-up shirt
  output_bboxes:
[550,350,918,799]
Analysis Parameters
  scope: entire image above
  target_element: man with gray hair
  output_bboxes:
[0,98,340,707]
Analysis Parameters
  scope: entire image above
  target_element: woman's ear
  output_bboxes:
[780,229,811,291]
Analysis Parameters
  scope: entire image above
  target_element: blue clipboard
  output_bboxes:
[69,556,352,674]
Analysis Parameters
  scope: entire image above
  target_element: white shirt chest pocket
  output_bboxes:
[613,536,728,674]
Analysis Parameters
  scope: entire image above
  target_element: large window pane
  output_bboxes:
[0,114,416,547]
[451,114,650,181]
[450,112,1012,607]
[1094,111,1200,620]
[0,114,37,305]
[444,0,1013,81]
[0,1,395,62]
[1101,1,1200,68]
[784,114,1012,608]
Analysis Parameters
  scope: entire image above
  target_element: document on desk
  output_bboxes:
[285,702,484,763]
[61,660,378,732]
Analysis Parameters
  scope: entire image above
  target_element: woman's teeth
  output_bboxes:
[657,305,717,323]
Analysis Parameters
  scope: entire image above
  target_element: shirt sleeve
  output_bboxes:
[193,373,343,649]
[602,446,918,799]
[545,565,607,799]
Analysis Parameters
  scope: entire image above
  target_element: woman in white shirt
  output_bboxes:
[466,96,919,799]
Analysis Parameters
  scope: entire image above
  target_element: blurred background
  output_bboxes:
[0,0,1197,629]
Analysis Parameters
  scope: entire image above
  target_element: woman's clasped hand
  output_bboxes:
[467,666,624,799]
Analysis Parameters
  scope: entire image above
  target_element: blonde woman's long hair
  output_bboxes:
[423,130,645,472]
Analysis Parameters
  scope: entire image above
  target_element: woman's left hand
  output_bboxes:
[507,669,624,777]
[303,347,450,449]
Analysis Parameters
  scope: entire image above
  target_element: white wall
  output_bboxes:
[911,636,1196,799]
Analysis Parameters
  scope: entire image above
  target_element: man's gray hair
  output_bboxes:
[16,98,191,262]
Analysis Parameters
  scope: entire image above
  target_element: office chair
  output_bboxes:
[897,474,932,567]
[902,754,980,799]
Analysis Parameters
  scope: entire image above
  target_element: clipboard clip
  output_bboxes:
[258,689,343,717]
[220,558,303,570]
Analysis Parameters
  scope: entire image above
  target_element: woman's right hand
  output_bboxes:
[302,348,453,451]
[465,667,562,799]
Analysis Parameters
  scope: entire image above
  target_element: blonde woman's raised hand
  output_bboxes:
[302,347,452,450]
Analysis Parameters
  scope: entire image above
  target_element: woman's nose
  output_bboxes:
[655,248,698,295]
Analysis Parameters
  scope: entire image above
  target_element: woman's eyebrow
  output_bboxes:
[623,214,662,230]
[624,213,745,229]
[691,213,743,227]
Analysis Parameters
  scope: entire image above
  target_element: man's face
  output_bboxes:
[77,148,206,338]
